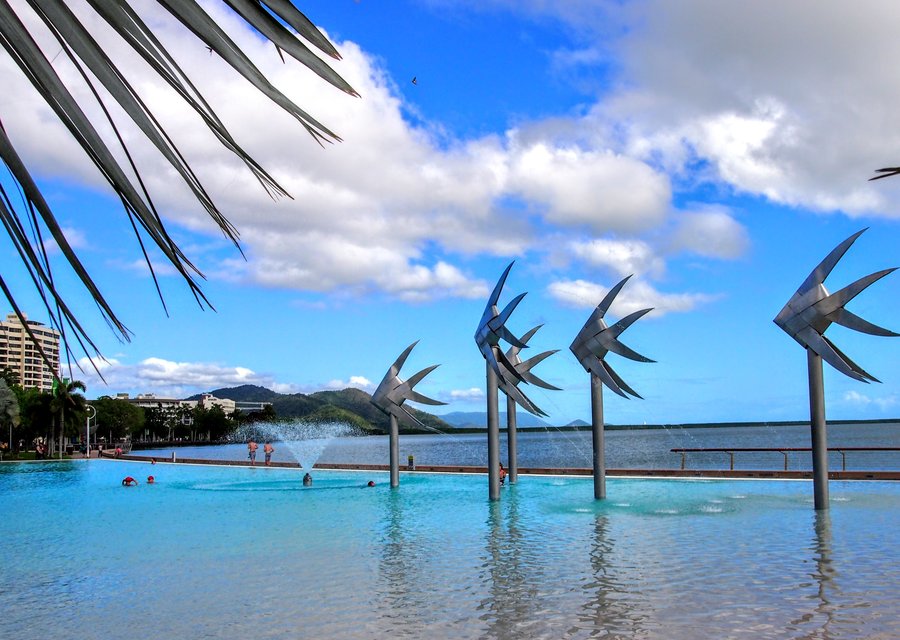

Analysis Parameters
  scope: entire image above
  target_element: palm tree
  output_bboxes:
[0,2,356,369]
[0,378,20,457]
[50,378,86,458]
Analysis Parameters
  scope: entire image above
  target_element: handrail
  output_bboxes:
[670,447,900,471]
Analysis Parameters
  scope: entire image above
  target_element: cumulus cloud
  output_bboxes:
[569,237,665,278]
[74,355,376,398]
[459,0,900,216]
[0,1,691,304]
[596,1,900,215]
[75,356,277,398]
[843,390,898,411]
[450,387,485,401]
[323,376,373,391]
[668,207,750,259]
[506,141,671,232]
[547,278,717,316]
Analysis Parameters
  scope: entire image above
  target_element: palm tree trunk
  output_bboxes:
[58,405,65,459]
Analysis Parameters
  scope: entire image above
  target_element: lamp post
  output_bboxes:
[85,404,96,458]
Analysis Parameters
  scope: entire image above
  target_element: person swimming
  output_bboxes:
[302,473,312,486]
[122,476,138,487]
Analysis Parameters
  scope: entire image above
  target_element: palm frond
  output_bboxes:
[0,0,355,378]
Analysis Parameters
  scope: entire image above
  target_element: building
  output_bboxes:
[117,392,236,416]
[0,313,60,392]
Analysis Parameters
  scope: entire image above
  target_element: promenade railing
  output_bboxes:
[671,447,900,471]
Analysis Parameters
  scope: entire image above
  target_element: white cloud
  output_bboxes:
[450,387,485,401]
[547,278,716,316]
[669,207,750,259]
[506,141,671,232]
[0,1,685,303]
[75,355,277,398]
[596,1,900,215]
[843,390,898,411]
[323,376,373,391]
[75,355,378,398]
[570,238,665,278]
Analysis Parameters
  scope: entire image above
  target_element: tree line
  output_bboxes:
[0,367,275,459]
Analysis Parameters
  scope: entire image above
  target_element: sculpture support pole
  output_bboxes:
[807,350,829,510]
[591,372,606,500]
[506,394,518,484]
[389,414,400,488]
[487,360,501,501]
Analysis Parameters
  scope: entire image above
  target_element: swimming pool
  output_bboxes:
[1,460,898,639]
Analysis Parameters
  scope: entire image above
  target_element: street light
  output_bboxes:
[85,405,96,458]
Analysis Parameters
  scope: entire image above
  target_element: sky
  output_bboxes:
[2,0,900,426]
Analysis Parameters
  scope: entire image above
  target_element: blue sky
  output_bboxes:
[3,0,900,425]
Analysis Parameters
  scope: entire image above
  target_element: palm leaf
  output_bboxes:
[0,0,355,379]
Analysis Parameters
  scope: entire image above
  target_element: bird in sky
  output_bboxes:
[411,76,418,85]
[773,228,898,382]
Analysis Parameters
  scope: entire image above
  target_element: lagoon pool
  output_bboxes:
[1,460,898,639]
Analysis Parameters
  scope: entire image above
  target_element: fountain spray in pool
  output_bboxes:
[234,420,362,472]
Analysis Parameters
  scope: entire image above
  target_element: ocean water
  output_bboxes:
[1,460,898,639]
[143,421,900,471]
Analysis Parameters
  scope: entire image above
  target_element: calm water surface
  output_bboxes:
[146,422,900,471]
[1,460,898,639]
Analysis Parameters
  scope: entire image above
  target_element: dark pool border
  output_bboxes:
[106,452,900,480]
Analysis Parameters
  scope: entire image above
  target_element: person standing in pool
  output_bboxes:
[302,473,312,486]
[247,439,258,465]
[264,442,274,466]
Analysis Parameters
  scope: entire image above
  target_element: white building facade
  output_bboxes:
[0,313,60,392]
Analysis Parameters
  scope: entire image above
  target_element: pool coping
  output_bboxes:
[106,452,900,480]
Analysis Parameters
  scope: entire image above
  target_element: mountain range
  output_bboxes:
[195,385,587,430]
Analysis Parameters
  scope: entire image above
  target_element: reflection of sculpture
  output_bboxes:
[570,275,654,499]
[371,341,445,488]
[774,229,897,510]
[475,262,532,500]
[502,325,560,483]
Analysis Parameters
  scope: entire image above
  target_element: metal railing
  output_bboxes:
[671,447,900,471]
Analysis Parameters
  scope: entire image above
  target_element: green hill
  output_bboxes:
[200,385,453,434]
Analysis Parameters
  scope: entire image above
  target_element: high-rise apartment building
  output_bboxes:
[0,313,60,392]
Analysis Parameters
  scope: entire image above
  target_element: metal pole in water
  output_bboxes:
[389,414,400,488]
[487,360,501,501]
[807,350,829,510]
[506,394,518,484]
[591,372,606,500]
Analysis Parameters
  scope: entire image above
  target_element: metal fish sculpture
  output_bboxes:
[773,228,898,382]
[570,275,655,398]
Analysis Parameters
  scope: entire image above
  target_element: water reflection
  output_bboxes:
[375,491,431,638]
[478,490,541,640]
[573,515,646,638]
[789,511,836,638]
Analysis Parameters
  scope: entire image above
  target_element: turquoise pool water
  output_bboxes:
[2,460,898,639]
